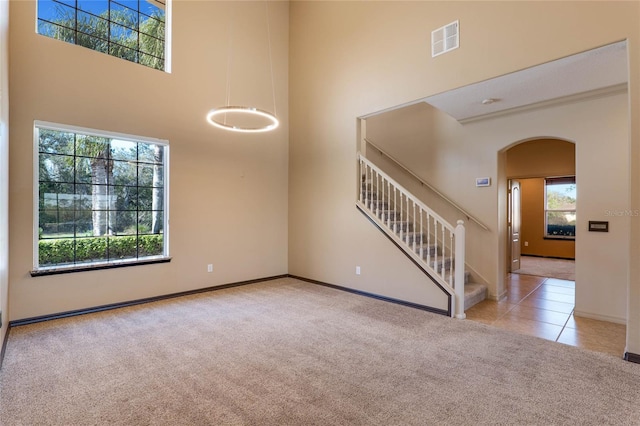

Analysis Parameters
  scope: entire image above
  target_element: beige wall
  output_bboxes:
[1,0,9,347]
[289,1,639,352]
[8,1,289,320]
[506,139,576,178]
[508,139,576,259]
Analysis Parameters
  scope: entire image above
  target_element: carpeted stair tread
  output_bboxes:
[464,282,488,310]
[414,243,440,258]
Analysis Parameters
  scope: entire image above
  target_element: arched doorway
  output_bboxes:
[469,138,579,342]
[467,137,582,345]
[505,138,576,282]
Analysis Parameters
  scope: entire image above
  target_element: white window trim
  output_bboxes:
[544,176,576,240]
[32,120,170,274]
[164,0,172,73]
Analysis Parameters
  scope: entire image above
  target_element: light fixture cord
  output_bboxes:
[224,5,236,124]
[265,1,277,117]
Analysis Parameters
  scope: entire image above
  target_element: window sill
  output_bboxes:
[543,237,575,241]
[30,256,172,277]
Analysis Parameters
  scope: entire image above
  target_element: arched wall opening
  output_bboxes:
[501,138,576,307]
[506,138,576,260]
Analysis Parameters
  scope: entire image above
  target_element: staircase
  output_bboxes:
[357,154,487,318]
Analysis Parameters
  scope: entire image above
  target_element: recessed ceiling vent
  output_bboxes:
[432,20,459,58]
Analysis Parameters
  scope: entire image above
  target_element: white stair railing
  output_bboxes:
[357,154,466,319]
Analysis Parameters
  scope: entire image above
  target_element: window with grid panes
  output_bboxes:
[35,122,169,273]
[37,0,168,71]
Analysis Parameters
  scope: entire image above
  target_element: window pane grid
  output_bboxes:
[37,0,166,71]
[37,126,167,269]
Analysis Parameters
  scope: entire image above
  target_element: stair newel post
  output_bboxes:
[454,220,466,319]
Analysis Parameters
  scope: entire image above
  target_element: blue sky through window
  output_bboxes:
[38,0,164,23]
[547,184,576,202]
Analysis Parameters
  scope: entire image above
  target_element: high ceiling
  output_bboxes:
[421,40,628,122]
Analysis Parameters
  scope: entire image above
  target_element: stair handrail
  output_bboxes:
[364,138,490,231]
[359,154,454,233]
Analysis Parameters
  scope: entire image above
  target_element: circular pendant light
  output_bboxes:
[206,106,279,133]
[207,2,278,133]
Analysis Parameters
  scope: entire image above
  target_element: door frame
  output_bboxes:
[507,179,521,272]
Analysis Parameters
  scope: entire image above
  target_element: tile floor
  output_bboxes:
[465,273,627,358]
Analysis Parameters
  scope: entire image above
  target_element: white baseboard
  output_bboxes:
[487,289,507,302]
[573,310,626,325]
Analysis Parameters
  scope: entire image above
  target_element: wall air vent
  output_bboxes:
[432,20,459,58]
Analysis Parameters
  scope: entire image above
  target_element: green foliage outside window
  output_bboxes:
[545,179,576,238]
[39,234,163,266]
[37,0,166,71]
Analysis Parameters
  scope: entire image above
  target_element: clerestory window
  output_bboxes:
[34,122,169,275]
[36,0,169,71]
[545,176,576,239]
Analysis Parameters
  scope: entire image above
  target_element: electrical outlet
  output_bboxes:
[207,264,213,273]
[524,241,529,247]
[356,266,361,275]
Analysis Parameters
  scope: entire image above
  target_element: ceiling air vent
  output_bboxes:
[432,20,459,58]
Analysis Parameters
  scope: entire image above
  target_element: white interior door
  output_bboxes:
[508,179,521,272]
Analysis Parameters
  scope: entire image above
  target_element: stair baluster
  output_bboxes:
[376,172,381,217]
[399,192,404,240]
[364,160,369,208]
[441,222,446,280]
[387,180,391,228]
[405,195,409,245]
[363,168,368,208]
[434,219,440,278]
[419,209,424,258]
[380,176,386,222]
[412,203,416,252]
[449,231,454,287]
[426,212,431,266]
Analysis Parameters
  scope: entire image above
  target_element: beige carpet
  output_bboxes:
[1,278,639,425]
[513,255,575,281]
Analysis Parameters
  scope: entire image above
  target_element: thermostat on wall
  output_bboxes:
[476,177,491,187]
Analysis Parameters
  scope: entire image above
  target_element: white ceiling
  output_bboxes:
[421,40,628,122]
